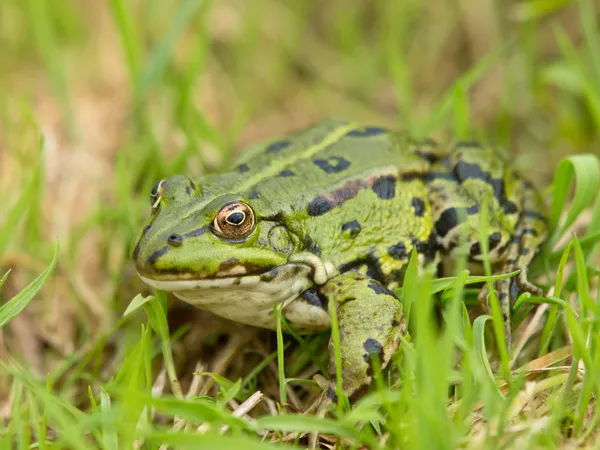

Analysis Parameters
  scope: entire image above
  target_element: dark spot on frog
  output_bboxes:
[148,246,169,265]
[489,232,502,249]
[521,228,539,237]
[391,319,400,327]
[341,220,361,238]
[466,204,479,215]
[278,169,295,177]
[300,289,329,311]
[266,140,291,153]
[414,233,438,263]
[469,232,502,258]
[510,278,520,299]
[339,252,385,282]
[185,185,191,196]
[371,175,396,200]
[233,278,242,285]
[367,280,395,297]
[499,292,508,301]
[489,178,509,205]
[506,258,517,265]
[424,171,456,182]
[183,226,206,239]
[219,258,240,271]
[313,156,351,174]
[502,201,518,215]
[247,191,260,200]
[453,160,488,183]
[469,242,481,257]
[143,224,151,234]
[388,241,407,260]
[523,210,547,222]
[303,236,321,256]
[237,164,250,173]
[410,197,425,217]
[132,242,141,260]
[362,338,384,363]
[521,247,530,256]
[259,267,280,282]
[435,207,468,238]
[346,126,387,137]
[307,196,333,217]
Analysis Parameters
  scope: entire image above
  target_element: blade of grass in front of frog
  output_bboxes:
[478,199,511,383]
[100,388,119,450]
[326,287,348,415]
[26,388,47,450]
[435,217,469,429]
[410,254,459,448]
[101,324,158,448]
[430,270,520,295]
[142,291,183,398]
[0,240,59,329]
[472,315,501,396]
[273,303,288,407]
[11,380,27,450]
[257,414,365,446]
[539,240,573,356]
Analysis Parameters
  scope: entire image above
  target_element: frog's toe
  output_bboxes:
[516,270,544,296]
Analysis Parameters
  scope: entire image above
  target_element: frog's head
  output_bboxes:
[131,175,316,313]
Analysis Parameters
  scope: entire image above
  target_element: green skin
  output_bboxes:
[131,118,547,409]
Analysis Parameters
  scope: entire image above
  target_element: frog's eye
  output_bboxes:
[150,179,167,210]
[212,202,255,240]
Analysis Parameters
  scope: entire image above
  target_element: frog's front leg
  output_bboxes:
[311,271,405,414]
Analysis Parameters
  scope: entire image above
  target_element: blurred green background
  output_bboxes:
[0,0,598,409]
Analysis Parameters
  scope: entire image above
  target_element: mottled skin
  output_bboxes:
[131,118,547,412]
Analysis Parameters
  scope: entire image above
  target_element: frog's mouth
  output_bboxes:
[138,262,307,292]
[138,262,317,315]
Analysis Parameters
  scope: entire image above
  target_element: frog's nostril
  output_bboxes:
[167,234,183,247]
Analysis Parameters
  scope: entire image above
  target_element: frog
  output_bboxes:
[131,118,547,413]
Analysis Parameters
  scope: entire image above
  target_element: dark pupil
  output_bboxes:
[227,211,245,225]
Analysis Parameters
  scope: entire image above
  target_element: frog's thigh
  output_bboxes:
[319,271,405,400]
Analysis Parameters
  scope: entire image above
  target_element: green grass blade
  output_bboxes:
[142,292,182,398]
[100,389,119,450]
[0,240,59,329]
[549,154,600,244]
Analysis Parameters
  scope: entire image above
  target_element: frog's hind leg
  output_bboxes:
[478,185,548,348]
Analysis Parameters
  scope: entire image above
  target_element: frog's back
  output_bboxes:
[225,118,433,213]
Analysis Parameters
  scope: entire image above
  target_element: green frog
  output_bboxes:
[131,118,547,410]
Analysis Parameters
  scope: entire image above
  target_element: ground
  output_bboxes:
[0,1,599,448]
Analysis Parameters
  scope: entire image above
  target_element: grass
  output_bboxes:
[1,0,600,448]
